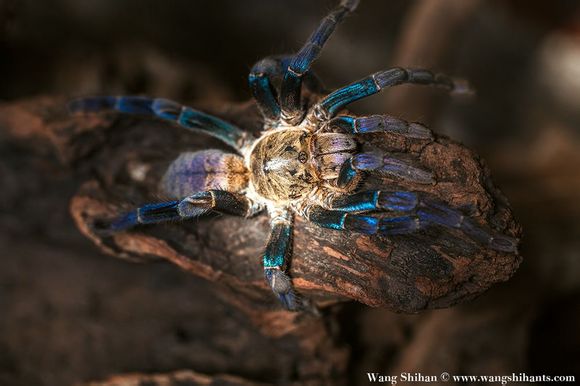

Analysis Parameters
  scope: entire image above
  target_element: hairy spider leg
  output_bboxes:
[100,190,250,232]
[313,67,472,121]
[68,96,249,152]
[336,152,434,188]
[249,56,325,123]
[263,213,298,310]
[307,190,518,252]
[280,0,359,124]
[249,58,282,122]
[328,115,433,139]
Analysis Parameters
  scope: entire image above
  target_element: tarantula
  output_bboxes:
[69,0,517,310]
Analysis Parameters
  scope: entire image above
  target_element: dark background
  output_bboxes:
[1,0,580,385]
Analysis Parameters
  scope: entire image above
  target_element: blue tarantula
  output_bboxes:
[69,0,517,310]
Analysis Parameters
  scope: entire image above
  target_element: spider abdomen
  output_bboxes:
[161,150,248,198]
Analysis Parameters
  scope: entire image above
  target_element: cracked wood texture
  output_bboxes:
[0,95,521,316]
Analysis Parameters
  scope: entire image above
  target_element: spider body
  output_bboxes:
[69,0,518,311]
[161,150,248,197]
[248,127,317,204]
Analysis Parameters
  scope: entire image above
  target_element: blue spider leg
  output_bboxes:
[68,96,249,152]
[328,115,433,140]
[263,211,298,310]
[337,152,434,188]
[249,57,282,122]
[280,0,359,124]
[248,56,323,122]
[307,191,518,252]
[101,190,250,232]
[249,56,326,123]
[313,67,472,121]
[331,190,419,213]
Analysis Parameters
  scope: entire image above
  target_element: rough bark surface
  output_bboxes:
[81,370,270,386]
[0,95,521,318]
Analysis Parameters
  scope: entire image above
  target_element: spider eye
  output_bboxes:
[302,171,313,182]
[298,151,308,163]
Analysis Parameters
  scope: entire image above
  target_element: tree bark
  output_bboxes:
[0,95,521,320]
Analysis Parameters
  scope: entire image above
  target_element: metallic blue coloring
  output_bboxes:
[263,269,297,310]
[70,0,519,311]
[373,68,407,88]
[332,190,379,212]
[318,77,379,116]
[138,201,181,224]
[329,115,433,139]
[108,211,139,231]
[102,191,250,234]
[308,208,379,234]
[116,96,155,115]
[151,98,181,120]
[315,67,461,120]
[345,153,433,184]
[337,158,357,188]
[249,58,282,121]
[308,208,346,230]
[378,191,418,212]
[343,214,379,234]
[332,190,418,213]
[280,0,358,118]
[177,107,244,150]
[417,199,463,228]
[69,96,246,151]
[379,216,419,235]
[263,222,292,268]
[352,153,383,170]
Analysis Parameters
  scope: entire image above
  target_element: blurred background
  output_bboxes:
[1,0,580,384]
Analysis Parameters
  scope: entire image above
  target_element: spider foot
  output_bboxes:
[90,211,139,236]
[309,190,519,253]
[329,115,433,140]
[313,67,473,121]
[337,153,434,189]
[264,268,300,311]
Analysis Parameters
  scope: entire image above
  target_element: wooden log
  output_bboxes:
[0,95,522,317]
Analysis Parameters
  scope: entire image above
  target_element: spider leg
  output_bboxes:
[249,58,282,122]
[99,190,250,232]
[312,67,472,121]
[249,56,325,123]
[329,115,433,140]
[331,190,419,213]
[280,0,359,124]
[306,190,518,252]
[337,152,434,188]
[68,96,249,152]
[263,211,298,310]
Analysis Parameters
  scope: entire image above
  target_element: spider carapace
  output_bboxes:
[249,128,320,204]
[69,0,518,310]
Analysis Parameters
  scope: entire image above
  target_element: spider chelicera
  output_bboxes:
[69,0,518,310]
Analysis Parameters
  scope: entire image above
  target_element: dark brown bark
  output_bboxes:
[0,95,521,319]
[80,370,271,386]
